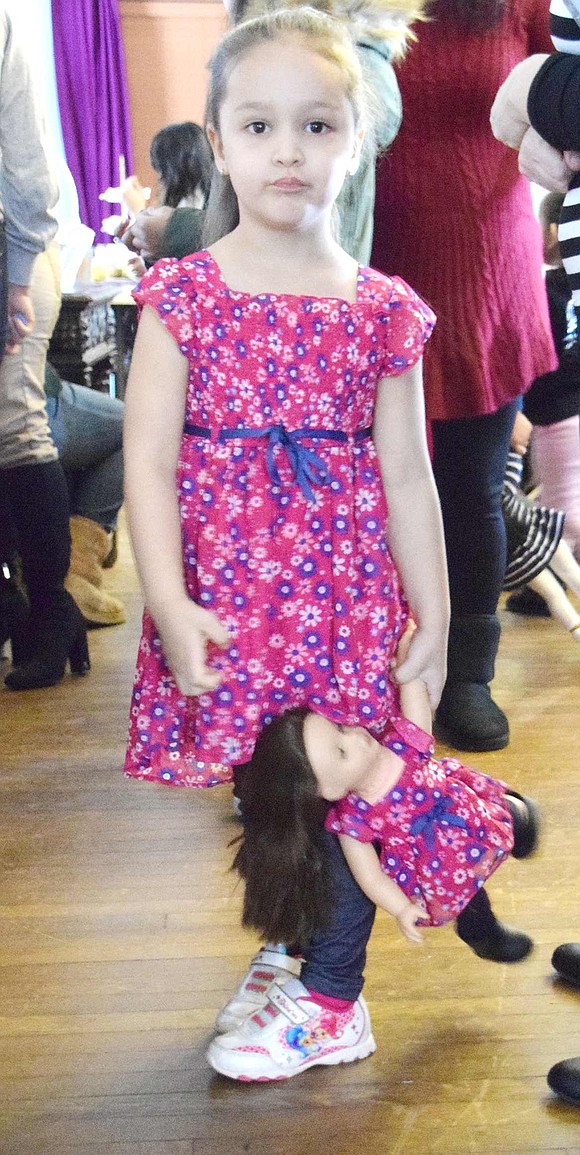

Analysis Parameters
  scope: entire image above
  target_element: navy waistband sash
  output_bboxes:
[183,421,372,503]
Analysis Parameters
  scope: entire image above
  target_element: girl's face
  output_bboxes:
[303,713,381,802]
[207,35,363,237]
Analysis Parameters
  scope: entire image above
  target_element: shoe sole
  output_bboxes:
[208,1034,377,1082]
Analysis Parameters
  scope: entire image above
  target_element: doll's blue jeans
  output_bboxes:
[298,831,501,1001]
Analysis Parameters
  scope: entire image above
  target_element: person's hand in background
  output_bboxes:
[121,207,173,264]
[5,283,33,353]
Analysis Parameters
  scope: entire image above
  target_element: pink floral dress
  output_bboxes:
[124,252,435,787]
[326,717,515,926]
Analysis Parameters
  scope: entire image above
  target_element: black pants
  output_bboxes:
[431,400,519,615]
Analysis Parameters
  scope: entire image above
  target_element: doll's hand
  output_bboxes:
[393,626,446,712]
[157,599,230,696]
[396,903,424,945]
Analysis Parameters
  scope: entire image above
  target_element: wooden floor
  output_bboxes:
[1,521,580,1155]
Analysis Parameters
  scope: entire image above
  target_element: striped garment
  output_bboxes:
[551,0,580,306]
[501,452,565,590]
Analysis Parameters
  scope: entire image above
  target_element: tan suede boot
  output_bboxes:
[65,516,126,626]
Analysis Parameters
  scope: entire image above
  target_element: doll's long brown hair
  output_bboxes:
[232,708,335,948]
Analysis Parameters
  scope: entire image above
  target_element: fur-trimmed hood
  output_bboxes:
[236,0,426,59]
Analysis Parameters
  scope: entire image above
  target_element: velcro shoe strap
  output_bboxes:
[255,949,300,973]
[267,984,311,1025]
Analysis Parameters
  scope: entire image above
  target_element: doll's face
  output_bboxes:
[303,713,380,801]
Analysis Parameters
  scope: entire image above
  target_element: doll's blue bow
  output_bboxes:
[410,796,469,850]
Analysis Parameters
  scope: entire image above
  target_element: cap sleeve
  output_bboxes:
[324,794,379,843]
[133,257,199,348]
[378,275,436,378]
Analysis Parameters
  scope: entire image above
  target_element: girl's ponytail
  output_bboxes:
[202,170,239,248]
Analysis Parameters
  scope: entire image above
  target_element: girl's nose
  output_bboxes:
[273,130,303,166]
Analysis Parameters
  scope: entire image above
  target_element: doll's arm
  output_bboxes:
[338,835,424,944]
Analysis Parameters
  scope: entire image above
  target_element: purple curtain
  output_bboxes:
[51,0,134,239]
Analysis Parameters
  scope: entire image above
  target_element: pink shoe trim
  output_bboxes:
[306,990,354,1013]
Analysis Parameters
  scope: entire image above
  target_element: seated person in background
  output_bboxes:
[120,122,214,267]
[45,362,126,627]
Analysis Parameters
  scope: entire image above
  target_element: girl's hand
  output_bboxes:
[156,599,230,696]
[396,903,424,944]
[393,626,446,711]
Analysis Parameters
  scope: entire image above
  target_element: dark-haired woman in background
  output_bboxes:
[371,0,556,753]
[121,122,215,265]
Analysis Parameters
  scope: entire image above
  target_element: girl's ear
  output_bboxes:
[346,127,365,177]
[206,124,228,176]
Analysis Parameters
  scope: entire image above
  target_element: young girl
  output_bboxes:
[124,6,475,1083]
[231,655,539,956]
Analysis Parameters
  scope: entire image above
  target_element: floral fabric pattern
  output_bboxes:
[124,253,435,787]
[326,719,514,926]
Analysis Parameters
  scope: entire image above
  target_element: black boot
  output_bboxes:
[434,614,509,752]
[456,888,533,963]
[2,462,90,691]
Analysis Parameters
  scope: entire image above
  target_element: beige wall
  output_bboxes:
[120,1,227,187]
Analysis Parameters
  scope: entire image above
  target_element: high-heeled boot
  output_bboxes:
[2,461,90,690]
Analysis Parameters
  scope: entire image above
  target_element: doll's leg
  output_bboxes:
[548,539,580,602]
[531,418,580,560]
[528,565,580,635]
[456,889,533,962]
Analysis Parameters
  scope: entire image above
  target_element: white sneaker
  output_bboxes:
[215,948,302,1033]
[208,977,376,1081]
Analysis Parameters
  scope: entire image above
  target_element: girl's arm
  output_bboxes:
[373,358,450,709]
[338,835,424,944]
[124,305,228,693]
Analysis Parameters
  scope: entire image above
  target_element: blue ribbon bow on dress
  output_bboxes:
[245,425,332,504]
[184,421,371,504]
[409,795,469,850]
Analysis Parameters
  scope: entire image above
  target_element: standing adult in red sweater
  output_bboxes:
[371,0,556,753]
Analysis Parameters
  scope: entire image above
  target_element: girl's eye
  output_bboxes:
[306,121,330,135]
[247,121,268,135]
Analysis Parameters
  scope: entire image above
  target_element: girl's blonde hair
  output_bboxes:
[203,6,368,245]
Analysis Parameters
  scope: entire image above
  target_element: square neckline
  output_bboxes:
[202,250,363,307]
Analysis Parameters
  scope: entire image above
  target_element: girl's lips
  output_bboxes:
[271,178,307,190]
